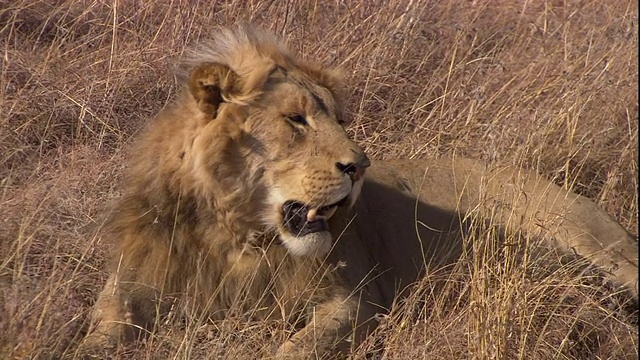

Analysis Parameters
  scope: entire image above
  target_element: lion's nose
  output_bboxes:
[336,154,370,181]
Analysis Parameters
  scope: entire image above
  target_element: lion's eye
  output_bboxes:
[287,114,308,126]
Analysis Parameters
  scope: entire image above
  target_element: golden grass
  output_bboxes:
[0,0,637,359]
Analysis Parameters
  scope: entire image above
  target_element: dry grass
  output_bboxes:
[0,0,637,359]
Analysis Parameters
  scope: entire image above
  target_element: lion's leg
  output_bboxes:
[81,273,134,350]
[276,293,362,359]
[83,272,164,351]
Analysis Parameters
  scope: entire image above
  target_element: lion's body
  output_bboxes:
[332,159,638,310]
[83,26,638,358]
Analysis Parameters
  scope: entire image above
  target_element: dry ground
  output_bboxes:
[0,0,638,359]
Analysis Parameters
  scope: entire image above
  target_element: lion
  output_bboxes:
[82,25,638,358]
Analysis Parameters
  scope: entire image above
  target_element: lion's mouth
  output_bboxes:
[282,197,347,237]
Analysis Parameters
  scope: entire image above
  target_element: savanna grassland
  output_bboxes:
[0,1,637,359]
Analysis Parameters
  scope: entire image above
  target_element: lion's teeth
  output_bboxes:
[307,208,318,222]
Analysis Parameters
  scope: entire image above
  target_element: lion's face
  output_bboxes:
[187,55,369,257]
[248,69,369,256]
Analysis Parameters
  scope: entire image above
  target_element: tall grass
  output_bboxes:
[1,0,637,358]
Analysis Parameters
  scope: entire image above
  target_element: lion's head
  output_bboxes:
[175,26,369,257]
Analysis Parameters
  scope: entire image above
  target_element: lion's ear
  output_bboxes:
[189,63,242,119]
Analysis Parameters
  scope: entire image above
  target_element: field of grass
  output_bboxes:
[0,0,637,359]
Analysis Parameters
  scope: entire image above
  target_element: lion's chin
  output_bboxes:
[276,200,342,257]
[279,231,332,257]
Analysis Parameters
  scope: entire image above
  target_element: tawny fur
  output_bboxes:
[82,25,638,359]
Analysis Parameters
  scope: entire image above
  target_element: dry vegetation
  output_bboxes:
[0,0,638,359]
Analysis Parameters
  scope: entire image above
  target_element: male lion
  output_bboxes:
[83,25,638,358]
